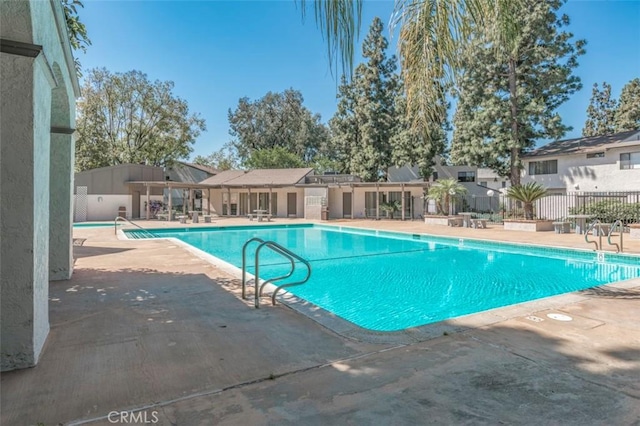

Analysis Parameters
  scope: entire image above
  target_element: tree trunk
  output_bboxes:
[508,58,521,187]
[524,202,534,220]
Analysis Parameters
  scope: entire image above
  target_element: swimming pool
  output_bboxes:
[125,224,640,331]
[74,222,115,228]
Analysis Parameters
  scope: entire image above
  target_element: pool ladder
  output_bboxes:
[585,219,624,253]
[607,220,624,253]
[241,237,311,308]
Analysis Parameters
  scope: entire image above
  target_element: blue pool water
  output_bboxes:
[73,222,114,228]
[126,224,640,331]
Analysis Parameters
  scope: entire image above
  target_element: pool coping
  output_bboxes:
[118,224,640,344]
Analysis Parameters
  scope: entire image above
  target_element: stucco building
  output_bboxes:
[74,162,217,221]
[1,0,79,370]
[74,164,165,221]
[522,130,640,193]
[201,168,429,220]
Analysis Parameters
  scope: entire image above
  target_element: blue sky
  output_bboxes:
[77,0,640,160]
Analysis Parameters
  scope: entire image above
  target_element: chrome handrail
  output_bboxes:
[584,219,601,251]
[256,241,312,307]
[241,238,312,308]
[114,216,155,238]
[258,244,297,296]
[241,237,265,299]
[607,219,624,253]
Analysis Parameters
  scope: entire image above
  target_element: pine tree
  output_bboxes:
[615,78,640,132]
[390,87,448,179]
[329,75,362,174]
[329,17,400,182]
[583,82,618,136]
[450,0,585,184]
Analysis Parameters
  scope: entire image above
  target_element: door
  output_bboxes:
[239,193,248,216]
[287,193,297,217]
[342,192,352,218]
[132,191,140,219]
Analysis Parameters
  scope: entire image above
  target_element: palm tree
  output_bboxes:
[427,178,467,215]
[303,0,524,125]
[305,0,526,183]
[507,182,547,220]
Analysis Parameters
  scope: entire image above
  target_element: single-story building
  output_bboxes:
[74,162,218,221]
[200,168,429,220]
[74,164,165,221]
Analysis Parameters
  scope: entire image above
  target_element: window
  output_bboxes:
[364,191,377,217]
[457,171,475,182]
[479,181,488,187]
[502,181,507,188]
[528,160,557,175]
[620,152,640,170]
[586,152,604,159]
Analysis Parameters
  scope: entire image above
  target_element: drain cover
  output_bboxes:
[526,315,544,323]
[547,313,573,321]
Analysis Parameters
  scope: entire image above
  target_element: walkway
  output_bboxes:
[1,219,638,425]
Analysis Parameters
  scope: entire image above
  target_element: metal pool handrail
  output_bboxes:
[114,216,155,238]
[606,219,624,253]
[242,237,266,299]
[241,238,312,308]
[584,219,601,251]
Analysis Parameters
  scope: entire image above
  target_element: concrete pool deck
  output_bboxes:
[2,218,639,425]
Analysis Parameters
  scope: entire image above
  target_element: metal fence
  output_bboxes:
[454,191,640,224]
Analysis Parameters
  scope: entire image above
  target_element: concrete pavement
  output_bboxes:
[1,219,638,425]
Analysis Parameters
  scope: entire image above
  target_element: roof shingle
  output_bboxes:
[199,168,313,186]
[523,130,640,158]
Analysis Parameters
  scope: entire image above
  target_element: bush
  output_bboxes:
[380,201,401,219]
[569,201,640,224]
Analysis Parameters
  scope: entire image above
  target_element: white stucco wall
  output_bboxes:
[206,188,306,218]
[85,195,132,221]
[0,0,79,371]
[522,147,640,192]
[207,186,428,220]
[303,187,327,220]
[0,53,53,371]
[32,59,53,362]
[327,186,426,219]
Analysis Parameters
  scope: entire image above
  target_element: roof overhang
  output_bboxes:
[126,181,215,190]
[128,181,430,189]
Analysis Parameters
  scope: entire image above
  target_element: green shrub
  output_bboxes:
[569,201,640,224]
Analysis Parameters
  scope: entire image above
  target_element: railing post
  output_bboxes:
[255,245,261,308]
[241,237,264,299]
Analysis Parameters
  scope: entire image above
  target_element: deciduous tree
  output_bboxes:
[245,147,306,169]
[76,68,205,171]
[193,142,239,171]
[227,89,329,166]
[61,0,90,76]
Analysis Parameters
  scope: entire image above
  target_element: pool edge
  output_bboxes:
[119,225,640,345]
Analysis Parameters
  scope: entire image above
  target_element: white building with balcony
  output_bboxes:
[522,130,640,193]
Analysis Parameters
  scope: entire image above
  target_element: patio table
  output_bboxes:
[459,212,474,228]
[567,214,593,234]
[253,210,268,222]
